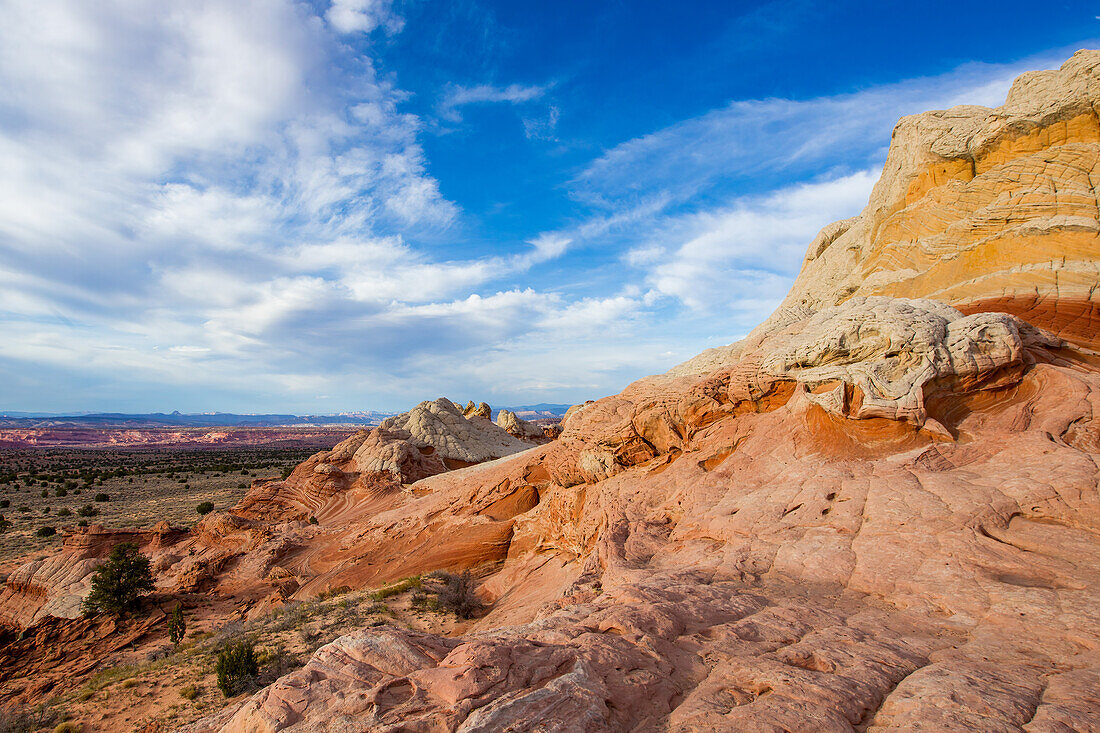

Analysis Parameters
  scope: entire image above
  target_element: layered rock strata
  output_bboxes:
[761,49,1100,349]
[5,51,1100,733]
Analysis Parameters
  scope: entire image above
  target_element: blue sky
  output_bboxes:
[0,0,1097,413]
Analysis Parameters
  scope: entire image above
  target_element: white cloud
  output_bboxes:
[570,49,1082,209]
[633,170,877,311]
[438,83,548,122]
[0,13,1089,414]
[326,0,403,35]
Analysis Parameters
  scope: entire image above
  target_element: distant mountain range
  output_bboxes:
[0,404,574,429]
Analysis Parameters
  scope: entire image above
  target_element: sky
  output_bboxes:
[0,0,1097,414]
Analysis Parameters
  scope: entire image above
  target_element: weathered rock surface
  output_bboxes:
[496,408,548,442]
[183,52,1100,733]
[761,49,1100,349]
[8,52,1100,733]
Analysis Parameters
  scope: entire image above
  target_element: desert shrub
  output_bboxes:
[42,506,50,513]
[0,500,8,508]
[17,506,29,512]
[57,508,71,517]
[55,488,67,497]
[36,526,55,538]
[94,493,109,502]
[195,501,214,515]
[179,684,199,700]
[0,702,59,731]
[433,571,483,619]
[81,543,154,617]
[308,516,318,525]
[52,722,81,733]
[364,601,394,617]
[168,604,186,645]
[369,575,421,601]
[409,588,437,611]
[77,504,98,517]
[77,520,88,527]
[39,489,48,498]
[215,640,258,697]
[0,516,10,532]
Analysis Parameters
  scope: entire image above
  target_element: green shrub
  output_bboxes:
[434,571,483,619]
[77,504,99,517]
[369,575,421,601]
[36,526,56,538]
[81,543,154,617]
[168,604,186,645]
[195,501,215,515]
[40,489,48,498]
[57,508,71,517]
[94,493,109,502]
[0,500,8,508]
[308,516,318,525]
[55,487,67,497]
[179,684,199,700]
[215,640,258,697]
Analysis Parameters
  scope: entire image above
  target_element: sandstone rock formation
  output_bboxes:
[495,408,548,441]
[6,51,1100,733]
[181,51,1100,732]
[758,49,1100,350]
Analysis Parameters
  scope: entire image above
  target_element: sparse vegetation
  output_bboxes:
[432,570,484,619]
[0,702,60,732]
[179,683,200,700]
[168,604,186,645]
[370,575,422,601]
[215,640,259,697]
[81,542,155,617]
[94,493,109,502]
[0,445,319,561]
[77,504,99,517]
[195,501,214,515]
[36,526,56,537]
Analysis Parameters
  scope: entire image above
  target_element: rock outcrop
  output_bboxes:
[495,408,548,441]
[761,49,1100,349]
[7,52,1100,733]
[185,52,1100,733]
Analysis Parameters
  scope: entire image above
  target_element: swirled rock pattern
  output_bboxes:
[761,49,1100,349]
[9,52,1100,733]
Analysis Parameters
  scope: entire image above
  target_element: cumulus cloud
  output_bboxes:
[0,8,1083,414]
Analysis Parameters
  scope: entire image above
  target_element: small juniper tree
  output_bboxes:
[81,542,155,617]
[168,603,186,645]
[216,640,258,697]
